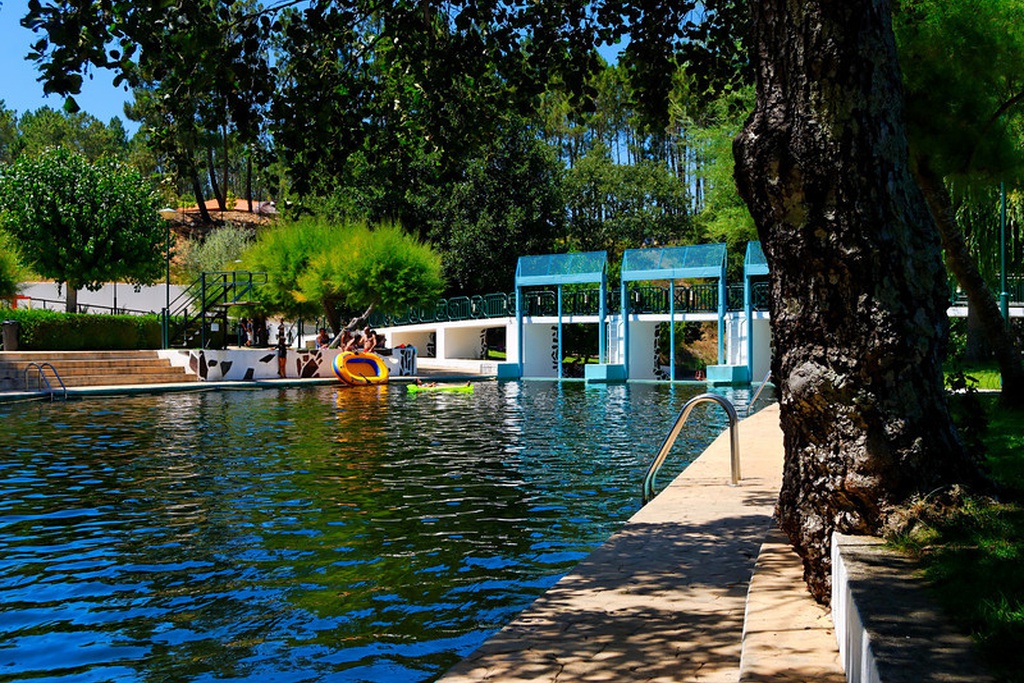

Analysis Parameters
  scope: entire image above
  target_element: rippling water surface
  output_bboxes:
[0,381,757,682]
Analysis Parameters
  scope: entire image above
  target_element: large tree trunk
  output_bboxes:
[915,159,1024,406]
[734,0,979,603]
[65,284,78,314]
[965,303,991,363]
[207,147,226,212]
[246,150,254,214]
[185,156,214,225]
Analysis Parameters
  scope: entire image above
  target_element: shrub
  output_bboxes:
[1,308,162,350]
[181,226,255,281]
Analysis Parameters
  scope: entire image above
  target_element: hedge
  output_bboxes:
[0,308,162,351]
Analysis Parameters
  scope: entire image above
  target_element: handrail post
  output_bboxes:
[642,393,741,505]
[200,274,208,349]
[747,368,774,417]
[24,362,67,401]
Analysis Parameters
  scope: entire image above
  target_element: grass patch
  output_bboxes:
[944,360,1002,390]
[887,393,1024,681]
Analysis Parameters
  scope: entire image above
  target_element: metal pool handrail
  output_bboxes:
[747,368,774,417]
[24,362,67,401]
[642,393,740,505]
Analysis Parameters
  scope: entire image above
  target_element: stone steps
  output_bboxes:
[0,351,194,390]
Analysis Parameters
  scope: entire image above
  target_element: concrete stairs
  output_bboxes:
[0,351,195,391]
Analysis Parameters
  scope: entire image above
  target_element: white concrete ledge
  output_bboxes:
[831,533,993,683]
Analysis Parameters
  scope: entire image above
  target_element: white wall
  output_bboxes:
[17,281,185,314]
[625,321,658,380]
[522,323,560,377]
[725,313,773,381]
[440,325,488,360]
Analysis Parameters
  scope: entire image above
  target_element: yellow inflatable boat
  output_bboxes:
[332,352,390,386]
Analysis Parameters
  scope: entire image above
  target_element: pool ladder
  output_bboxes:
[642,393,740,505]
[24,362,68,401]
[641,370,775,505]
[747,368,773,417]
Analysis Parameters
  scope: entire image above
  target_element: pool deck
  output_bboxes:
[0,367,477,403]
[439,402,844,683]
[0,375,844,682]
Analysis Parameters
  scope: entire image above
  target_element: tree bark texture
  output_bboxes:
[186,156,214,225]
[734,0,979,602]
[965,303,990,363]
[915,159,1024,406]
[207,146,226,212]
[65,284,78,314]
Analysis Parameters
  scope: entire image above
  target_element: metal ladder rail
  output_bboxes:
[24,362,68,401]
[747,368,774,417]
[642,393,740,505]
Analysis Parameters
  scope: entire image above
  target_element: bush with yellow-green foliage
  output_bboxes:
[0,230,27,299]
[242,218,443,332]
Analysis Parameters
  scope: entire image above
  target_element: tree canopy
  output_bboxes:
[242,218,443,331]
[894,0,1024,405]
[0,147,166,312]
[895,0,1024,181]
[0,230,26,299]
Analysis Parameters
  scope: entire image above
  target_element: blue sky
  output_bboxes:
[0,1,133,125]
[1,1,624,135]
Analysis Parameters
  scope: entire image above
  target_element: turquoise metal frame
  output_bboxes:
[744,242,770,381]
[620,244,728,379]
[514,252,609,378]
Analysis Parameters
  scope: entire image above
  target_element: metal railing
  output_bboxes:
[163,271,267,348]
[370,281,774,329]
[950,276,1024,306]
[24,362,67,401]
[747,368,774,417]
[10,297,155,316]
[642,393,740,505]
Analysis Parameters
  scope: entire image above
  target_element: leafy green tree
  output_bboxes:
[688,86,757,276]
[307,222,444,328]
[243,218,443,332]
[0,101,19,164]
[181,226,254,282]
[894,0,1024,405]
[240,218,329,321]
[427,122,565,294]
[16,106,129,161]
[0,147,166,312]
[0,230,27,299]
[564,144,695,262]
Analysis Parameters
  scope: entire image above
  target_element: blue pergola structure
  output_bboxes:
[500,251,609,379]
[619,244,727,380]
[744,241,770,382]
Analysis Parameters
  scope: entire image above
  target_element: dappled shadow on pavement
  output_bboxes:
[441,514,772,683]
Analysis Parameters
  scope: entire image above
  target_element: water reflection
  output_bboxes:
[0,381,768,682]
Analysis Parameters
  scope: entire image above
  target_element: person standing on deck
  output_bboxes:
[276,320,288,377]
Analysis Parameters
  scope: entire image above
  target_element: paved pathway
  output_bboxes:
[440,403,843,682]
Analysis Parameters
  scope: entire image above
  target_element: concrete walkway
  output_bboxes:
[440,403,843,683]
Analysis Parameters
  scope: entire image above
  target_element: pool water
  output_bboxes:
[0,381,758,682]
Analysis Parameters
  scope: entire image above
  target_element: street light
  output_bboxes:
[158,207,177,347]
[1000,183,1010,320]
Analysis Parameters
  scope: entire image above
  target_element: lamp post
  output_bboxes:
[1000,183,1010,320]
[158,208,176,347]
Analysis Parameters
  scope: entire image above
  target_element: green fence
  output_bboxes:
[370,281,773,328]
